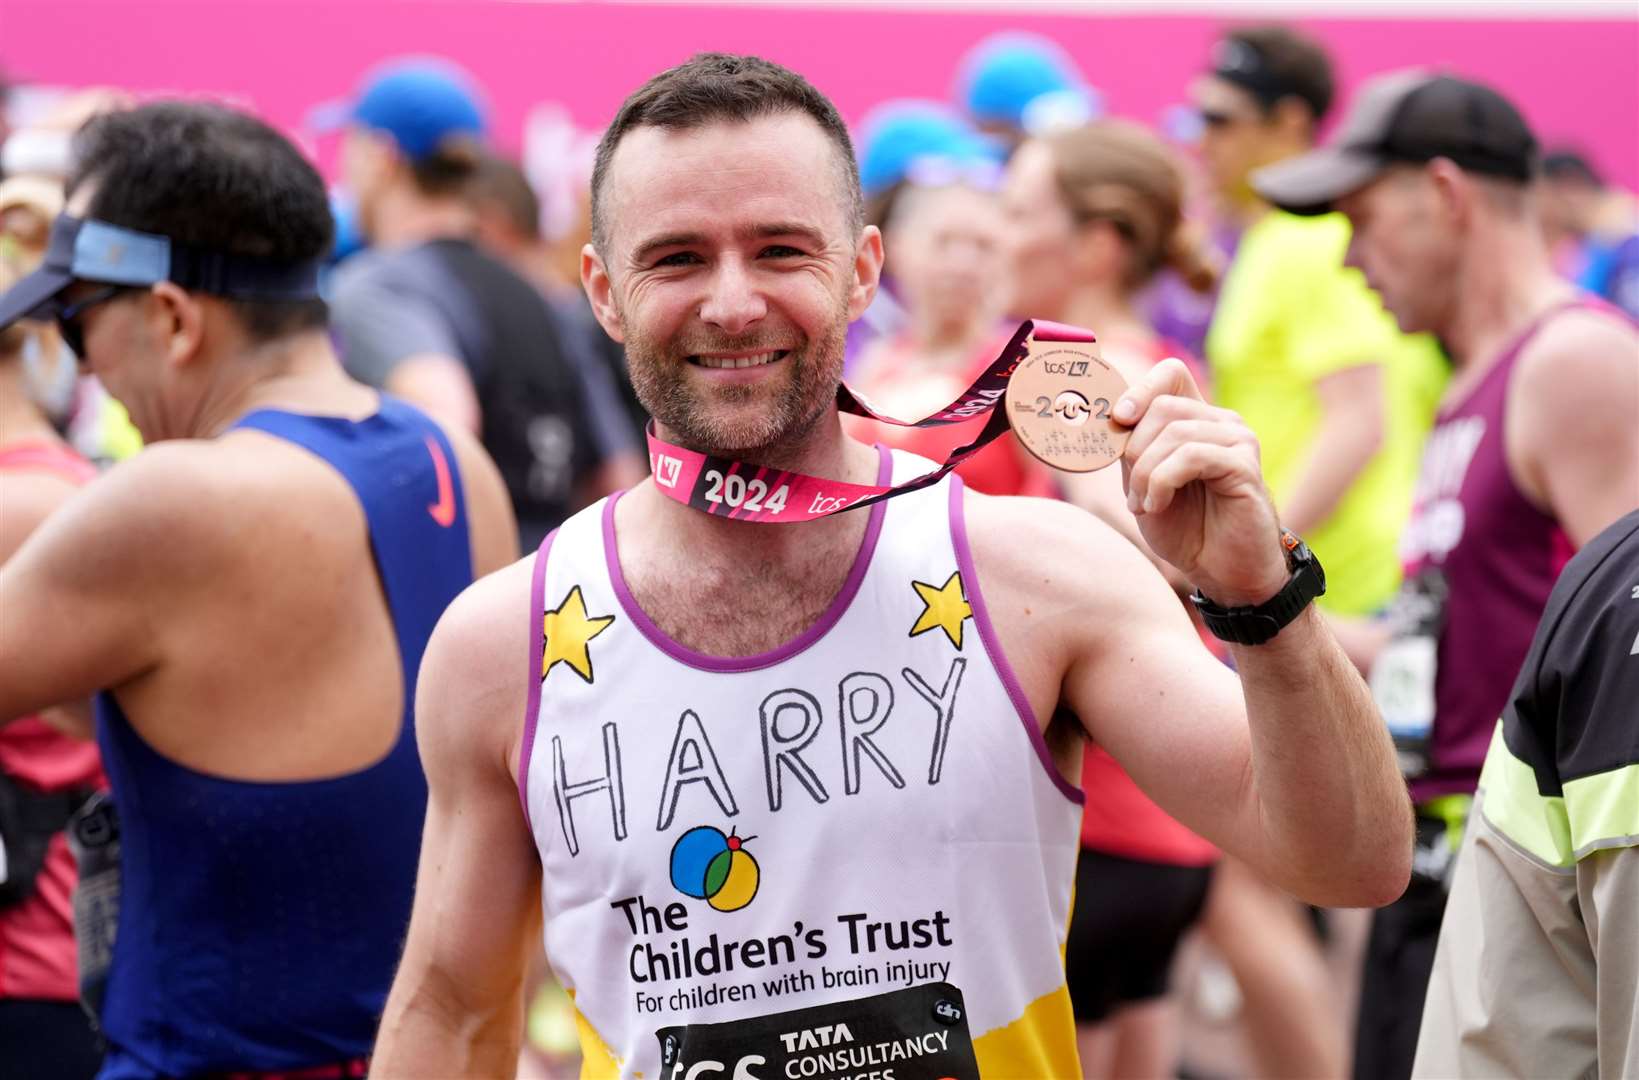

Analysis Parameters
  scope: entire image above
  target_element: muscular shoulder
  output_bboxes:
[418,554,537,781]
[1515,305,1639,396]
[35,442,246,566]
[82,436,374,574]
[1509,305,1639,524]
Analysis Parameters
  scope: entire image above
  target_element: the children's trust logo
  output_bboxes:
[669,825,760,912]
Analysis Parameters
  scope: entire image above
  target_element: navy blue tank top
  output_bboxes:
[93,400,472,1077]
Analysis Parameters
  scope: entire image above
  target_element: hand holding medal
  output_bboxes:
[1110,356,1288,608]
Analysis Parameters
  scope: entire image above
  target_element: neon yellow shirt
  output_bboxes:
[1207,210,1447,615]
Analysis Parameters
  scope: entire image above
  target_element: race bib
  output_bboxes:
[656,982,980,1080]
[1370,570,1449,779]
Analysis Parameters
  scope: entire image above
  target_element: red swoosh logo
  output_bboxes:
[424,435,456,527]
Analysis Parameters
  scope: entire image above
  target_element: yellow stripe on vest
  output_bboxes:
[972,984,1081,1080]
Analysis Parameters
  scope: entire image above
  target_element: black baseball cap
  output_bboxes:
[1252,70,1539,216]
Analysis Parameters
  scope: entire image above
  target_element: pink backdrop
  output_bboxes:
[3,1,1636,186]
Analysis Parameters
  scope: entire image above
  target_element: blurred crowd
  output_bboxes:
[0,17,1635,1080]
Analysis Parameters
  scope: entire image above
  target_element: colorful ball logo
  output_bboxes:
[670,825,760,912]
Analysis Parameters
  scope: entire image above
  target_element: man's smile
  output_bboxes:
[687,349,790,370]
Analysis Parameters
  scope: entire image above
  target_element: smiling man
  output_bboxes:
[372,53,1411,1079]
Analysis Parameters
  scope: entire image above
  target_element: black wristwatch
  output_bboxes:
[1191,530,1327,646]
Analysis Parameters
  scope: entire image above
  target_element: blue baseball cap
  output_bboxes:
[313,57,488,162]
[956,32,1095,132]
[856,101,1001,198]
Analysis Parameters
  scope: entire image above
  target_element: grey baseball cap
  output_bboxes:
[1253,70,1538,216]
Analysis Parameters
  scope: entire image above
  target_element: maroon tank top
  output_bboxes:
[1396,301,1604,802]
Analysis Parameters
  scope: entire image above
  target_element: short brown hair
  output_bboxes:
[1220,25,1334,123]
[409,136,484,198]
[467,152,542,240]
[590,53,864,254]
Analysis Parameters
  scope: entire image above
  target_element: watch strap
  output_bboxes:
[1191,531,1327,646]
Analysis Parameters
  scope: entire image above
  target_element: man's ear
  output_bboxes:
[1426,158,1469,226]
[149,281,206,369]
[1269,96,1315,145]
[847,224,884,321]
[581,244,625,344]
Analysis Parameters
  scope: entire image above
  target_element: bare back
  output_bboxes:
[116,433,410,777]
[0,389,516,775]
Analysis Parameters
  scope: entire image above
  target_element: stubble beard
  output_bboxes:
[623,296,851,459]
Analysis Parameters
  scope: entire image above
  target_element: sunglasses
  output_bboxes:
[53,284,140,359]
[1197,105,1272,133]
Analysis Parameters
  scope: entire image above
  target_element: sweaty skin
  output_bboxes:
[371,110,1412,1074]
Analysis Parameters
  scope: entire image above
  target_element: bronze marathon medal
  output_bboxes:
[1004,339,1129,473]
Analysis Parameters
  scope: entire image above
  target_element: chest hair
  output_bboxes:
[625,547,857,657]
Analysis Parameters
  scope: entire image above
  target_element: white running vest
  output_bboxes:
[521,450,1082,1080]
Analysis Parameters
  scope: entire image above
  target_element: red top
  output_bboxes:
[1079,744,1219,865]
[0,437,104,1002]
[0,439,98,485]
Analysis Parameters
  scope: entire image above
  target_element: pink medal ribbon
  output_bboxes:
[645,319,1114,524]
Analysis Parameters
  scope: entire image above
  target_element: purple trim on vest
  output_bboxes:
[518,529,557,832]
[603,445,893,673]
[948,476,1085,806]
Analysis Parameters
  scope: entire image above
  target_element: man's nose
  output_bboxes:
[697,257,768,334]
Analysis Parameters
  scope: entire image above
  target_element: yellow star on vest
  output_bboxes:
[542,585,616,684]
[909,571,972,651]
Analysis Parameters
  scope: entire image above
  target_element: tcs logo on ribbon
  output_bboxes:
[670,825,761,912]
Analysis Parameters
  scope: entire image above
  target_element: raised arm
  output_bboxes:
[1115,359,1410,904]
[372,559,542,1075]
[983,359,1412,905]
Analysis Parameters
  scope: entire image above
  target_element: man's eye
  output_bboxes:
[760,245,803,258]
[655,252,701,267]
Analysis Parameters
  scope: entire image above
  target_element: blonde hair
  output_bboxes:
[1044,120,1219,294]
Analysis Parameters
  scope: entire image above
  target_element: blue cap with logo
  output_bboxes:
[316,56,488,162]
